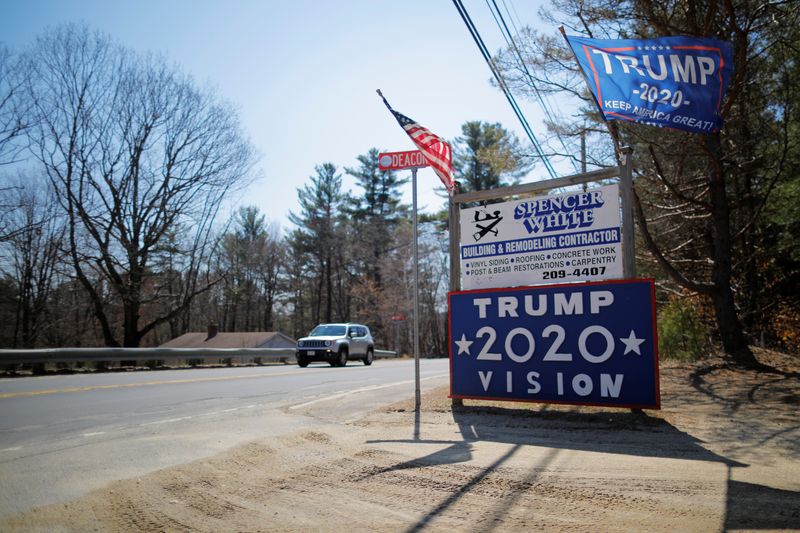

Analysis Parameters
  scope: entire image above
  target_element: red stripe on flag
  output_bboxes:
[384,106,455,192]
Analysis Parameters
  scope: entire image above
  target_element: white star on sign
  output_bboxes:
[454,334,473,355]
[620,330,645,355]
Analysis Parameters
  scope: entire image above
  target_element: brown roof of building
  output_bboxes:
[160,331,296,349]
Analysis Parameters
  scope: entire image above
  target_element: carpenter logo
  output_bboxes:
[471,208,503,242]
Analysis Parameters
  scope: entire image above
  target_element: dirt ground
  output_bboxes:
[4,348,799,532]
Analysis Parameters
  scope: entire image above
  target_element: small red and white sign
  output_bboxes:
[378,150,430,171]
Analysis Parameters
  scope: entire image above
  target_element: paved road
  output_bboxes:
[0,358,450,518]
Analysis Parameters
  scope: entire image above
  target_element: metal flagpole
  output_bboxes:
[412,167,421,409]
[373,89,447,410]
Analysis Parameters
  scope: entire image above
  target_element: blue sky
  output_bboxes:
[1,0,568,229]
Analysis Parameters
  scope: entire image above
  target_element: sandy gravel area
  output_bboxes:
[3,349,799,532]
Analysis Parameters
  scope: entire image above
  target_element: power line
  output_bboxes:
[454,0,556,178]
[452,0,558,179]
[488,0,579,172]
[492,0,559,124]
[484,0,513,49]
[501,0,525,36]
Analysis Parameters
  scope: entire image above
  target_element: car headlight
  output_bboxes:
[298,341,304,347]
[325,340,332,347]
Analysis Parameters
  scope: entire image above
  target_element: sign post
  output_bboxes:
[620,146,636,278]
[379,151,429,408]
[449,191,463,407]
[411,167,420,408]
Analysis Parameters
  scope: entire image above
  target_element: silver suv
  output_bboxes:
[296,323,374,367]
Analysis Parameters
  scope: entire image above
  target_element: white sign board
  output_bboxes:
[459,184,623,290]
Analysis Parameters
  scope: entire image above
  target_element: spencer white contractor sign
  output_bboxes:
[460,184,623,290]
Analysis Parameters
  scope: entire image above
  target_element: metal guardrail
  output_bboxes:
[0,347,399,367]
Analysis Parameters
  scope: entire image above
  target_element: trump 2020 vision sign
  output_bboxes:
[460,184,623,290]
[448,279,660,409]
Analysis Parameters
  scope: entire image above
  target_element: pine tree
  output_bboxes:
[289,163,345,325]
[453,121,531,193]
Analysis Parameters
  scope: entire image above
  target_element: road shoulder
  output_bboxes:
[3,349,798,531]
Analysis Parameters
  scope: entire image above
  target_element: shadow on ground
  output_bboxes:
[370,401,799,532]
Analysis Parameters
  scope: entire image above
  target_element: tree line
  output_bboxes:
[0,24,526,354]
[3,3,799,365]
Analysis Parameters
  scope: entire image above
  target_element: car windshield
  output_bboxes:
[309,325,347,337]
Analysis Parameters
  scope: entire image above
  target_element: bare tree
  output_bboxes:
[259,222,286,331]
[0,44,29,166]
[23,24,257,346]
[0,175,64,347]
[416,222,449,356]
[0,44,37,244]
[220,207,285,332]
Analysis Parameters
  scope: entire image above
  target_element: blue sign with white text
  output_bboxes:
[449,279,660,409]
[565,34,733,134]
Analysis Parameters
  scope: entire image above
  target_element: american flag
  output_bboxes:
[377,91,456,193]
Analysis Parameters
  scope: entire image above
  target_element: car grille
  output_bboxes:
[302,340,327,348]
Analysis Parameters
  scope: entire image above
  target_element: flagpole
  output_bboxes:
[376,88,452,410]
[412,167,421,409]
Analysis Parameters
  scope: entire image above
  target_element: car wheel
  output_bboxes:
[364,349,374,366]
[297,357,308,368]
[337,348,348,367]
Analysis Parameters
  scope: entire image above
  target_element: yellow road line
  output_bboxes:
[0,370,310,399]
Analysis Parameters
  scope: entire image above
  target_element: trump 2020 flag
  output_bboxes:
[564,34,734,134]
